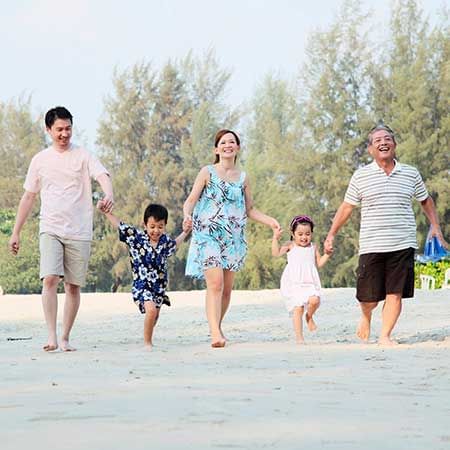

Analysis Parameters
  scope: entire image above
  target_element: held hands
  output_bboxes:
[97,196,114,214]
[324,235,334,255]
[182,216,192,234]
[272,227,283,241]
[97,199,111,214]
[269,217,281,232]
[183,215,193,231]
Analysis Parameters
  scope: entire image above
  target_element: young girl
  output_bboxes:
[272,215,331,344]
[183,129,280,348]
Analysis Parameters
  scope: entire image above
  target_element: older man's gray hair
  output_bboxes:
[368,124,396,145]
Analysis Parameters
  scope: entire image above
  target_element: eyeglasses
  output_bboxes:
[290,215,314,230]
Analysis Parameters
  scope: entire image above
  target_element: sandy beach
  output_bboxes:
[1,287,449,450]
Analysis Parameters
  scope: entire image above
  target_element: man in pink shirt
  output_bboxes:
[9,106,114,352]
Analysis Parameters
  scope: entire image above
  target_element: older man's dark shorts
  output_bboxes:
[356,247,415,302]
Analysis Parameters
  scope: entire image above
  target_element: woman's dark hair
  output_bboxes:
[213,129,240,164]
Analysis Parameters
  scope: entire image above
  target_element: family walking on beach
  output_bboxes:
[8,106,448,351]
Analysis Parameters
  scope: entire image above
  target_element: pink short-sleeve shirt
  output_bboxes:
[24,145,109,240]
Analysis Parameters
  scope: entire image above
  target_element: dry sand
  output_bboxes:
[1,288,449,450]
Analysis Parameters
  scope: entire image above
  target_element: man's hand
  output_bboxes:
[430,225,449,249]
[324,235,334,255]
[9,233,20,255]
[100,195,114,213]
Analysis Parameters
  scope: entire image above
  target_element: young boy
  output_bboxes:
[97,201,190,349]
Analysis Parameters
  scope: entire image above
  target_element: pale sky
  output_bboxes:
[1,0,446,148]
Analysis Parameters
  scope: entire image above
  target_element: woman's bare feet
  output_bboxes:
[305,313,317,332]
[211,334,226,348]
[356,316,371,342]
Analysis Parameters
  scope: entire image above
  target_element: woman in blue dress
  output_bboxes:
[183,130,280,348]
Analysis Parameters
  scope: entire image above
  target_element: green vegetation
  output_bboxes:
[415,260,450,289]
[1,1,448,293]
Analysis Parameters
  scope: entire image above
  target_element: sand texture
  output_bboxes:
[1,288,449,450]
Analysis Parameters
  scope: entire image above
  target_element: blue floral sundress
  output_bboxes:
[185,165,247,279]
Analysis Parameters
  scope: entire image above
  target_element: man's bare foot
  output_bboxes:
[43,343,58,352]
[378,337,399,346]
[60,340,76,352]
[305,313,317,332]
[356,317,371,342]
[144,343,153,351]
[296,337,305,345]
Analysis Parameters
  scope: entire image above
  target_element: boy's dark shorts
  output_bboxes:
[356,247,415,302]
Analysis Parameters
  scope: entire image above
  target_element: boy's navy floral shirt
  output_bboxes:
[118,222,177,313]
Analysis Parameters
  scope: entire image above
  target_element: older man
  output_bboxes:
[324,125,446,345]
[9,106,114,352]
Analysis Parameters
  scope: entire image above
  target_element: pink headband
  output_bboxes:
[290,215,314,231]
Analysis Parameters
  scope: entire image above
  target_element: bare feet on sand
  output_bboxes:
[144,343,153,351]
[43,343,58,352]
[305,313,317,332]
[60,340,76,352]
[211,336,226,348]
[296,337,305,345]
[378,337,399,346]
[356,317,371,342]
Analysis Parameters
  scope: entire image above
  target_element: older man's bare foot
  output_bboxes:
[305,313,317,332]
[43,343,58,352]
[378,337,399,346]
[356,317,371,342]
[60,340,76,352]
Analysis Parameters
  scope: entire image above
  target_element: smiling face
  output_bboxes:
[215,132,240,162]
[292,223,313,247]
[368,129,396,164]
[47,118,72,151]
[145,216,166,245]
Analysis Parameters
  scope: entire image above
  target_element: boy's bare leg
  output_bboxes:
[305,296,320,331]
[60,282,80,351]
[144,302,159,349]
[357,301,378,342]
[292,306,305,344]
[204,268,226,348]
[219,270,235,341]
[41,275,60,351]
[379,293,402,345]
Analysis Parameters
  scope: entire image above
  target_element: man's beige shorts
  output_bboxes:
[39,233,91,287]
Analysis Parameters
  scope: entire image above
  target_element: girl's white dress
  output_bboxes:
[280,244,322,312]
